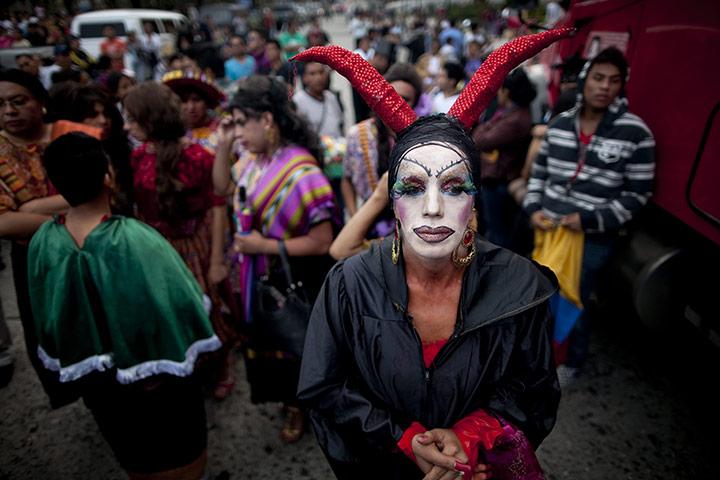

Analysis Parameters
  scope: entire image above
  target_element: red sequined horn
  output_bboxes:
[448,28,574,131]
[291,46,418,133]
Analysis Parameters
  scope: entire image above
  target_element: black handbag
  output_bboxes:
[250,240,312,358]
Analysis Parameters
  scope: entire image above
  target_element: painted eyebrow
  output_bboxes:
[400,157,432,176]
[435,158,468,177]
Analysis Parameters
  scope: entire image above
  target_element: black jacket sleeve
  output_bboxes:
[487,300,560,448]
[298,262,408,463]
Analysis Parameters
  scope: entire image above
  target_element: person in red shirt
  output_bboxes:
[100,25,126,71]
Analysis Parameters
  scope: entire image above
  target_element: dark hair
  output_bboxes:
[96,54,112,70]
[388,115,481,212]
[176,31,193,51]
[106,71,133,97]
[123,82,188,220]
[14,53,33,61]
[0,68,48,104]
[589,46,628,87]
[54,83,133,214]
[384,62,423,109]
[503,68,536,107]
[58,84,111,123]
[195,48,226,80]
[443,62,465,84]
[48,81,76,114]
[551,85,577,119]
[51,68,83,85]
[229,75,322,164]
[0,68,51,122]
[173,84,212,106]
[249,27,268,41]
[42,132,109,207]
[267,39,281,49]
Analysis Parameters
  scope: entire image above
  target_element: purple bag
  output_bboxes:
[480,415,545,480]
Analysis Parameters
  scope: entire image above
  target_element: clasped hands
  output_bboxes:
[531,210,582,231]
[412,429,491,480]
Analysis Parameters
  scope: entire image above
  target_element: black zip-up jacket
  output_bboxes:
[298,237,560,479]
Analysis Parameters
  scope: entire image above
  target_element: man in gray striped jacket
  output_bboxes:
[523,47,655,381]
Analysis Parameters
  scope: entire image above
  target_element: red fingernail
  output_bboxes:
[454,461,472,474]
[418,435,427,440]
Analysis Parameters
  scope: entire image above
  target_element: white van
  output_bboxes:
[70,9,190,64]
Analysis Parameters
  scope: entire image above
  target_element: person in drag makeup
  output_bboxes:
[292,28,572,480]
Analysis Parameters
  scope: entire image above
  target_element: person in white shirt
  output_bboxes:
[431,62,464,114]
[439,37,458,63]
[349,11,368,48]
[292,61,344,139]
[15,52,59,90]
[138,22,161,82]
[463,22,486,59]
[353,36,375,62]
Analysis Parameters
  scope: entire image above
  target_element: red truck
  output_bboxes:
[538,0,720,339]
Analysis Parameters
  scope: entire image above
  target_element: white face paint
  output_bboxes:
[392,142,476,263]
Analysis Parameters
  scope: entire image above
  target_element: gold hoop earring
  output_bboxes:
[392,219,400,264]
[452,229,476,267]
[264,125,278,146]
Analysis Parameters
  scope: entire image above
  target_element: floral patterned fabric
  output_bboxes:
[131,142,226,239]
[185,116,221,155]
[0,135,54,215]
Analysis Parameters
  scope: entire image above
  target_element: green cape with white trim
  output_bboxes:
[28,215,221,384]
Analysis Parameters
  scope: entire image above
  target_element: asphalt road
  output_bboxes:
[3,13,720,480]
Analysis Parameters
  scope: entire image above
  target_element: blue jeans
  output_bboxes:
[566,234,616,368]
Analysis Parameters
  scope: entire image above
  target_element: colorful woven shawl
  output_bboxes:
[240,145,338,241]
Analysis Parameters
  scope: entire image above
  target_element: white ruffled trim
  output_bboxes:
[202,294,212,315]
[115,335,222,384]
[36,334,222,384]
[37,345,114,383]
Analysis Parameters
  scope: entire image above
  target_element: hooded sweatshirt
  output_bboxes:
[522,56,655,233]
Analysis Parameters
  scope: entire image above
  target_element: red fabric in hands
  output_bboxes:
[397,421,427,466]
[451,409,504,469]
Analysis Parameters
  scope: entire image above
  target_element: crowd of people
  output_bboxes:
[1,1,656,478]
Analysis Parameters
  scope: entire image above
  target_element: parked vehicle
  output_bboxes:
[70,9,190,65]
[538,0,720,340]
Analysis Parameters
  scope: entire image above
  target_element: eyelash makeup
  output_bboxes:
[392,175,477,198]
[441,177,478,196]
[391,176,426,198]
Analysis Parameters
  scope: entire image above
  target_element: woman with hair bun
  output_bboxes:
[213,74,340,443]
[123,81,236,400]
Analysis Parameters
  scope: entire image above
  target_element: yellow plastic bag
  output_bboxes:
[532,227,584,308]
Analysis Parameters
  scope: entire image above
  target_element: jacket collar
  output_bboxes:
[361,236,557,331]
